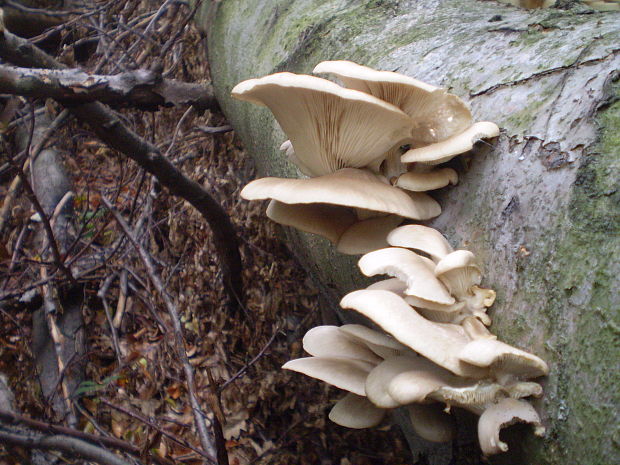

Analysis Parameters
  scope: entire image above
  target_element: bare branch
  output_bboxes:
[0,430,135,465]
[0,64,219,111]
[0,409,174,465]
[0,22,244,306]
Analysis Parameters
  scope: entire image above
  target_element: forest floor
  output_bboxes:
[0,1,412,464]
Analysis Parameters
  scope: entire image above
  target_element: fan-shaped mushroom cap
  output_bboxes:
[266,200,357,244]
[366,277,408,293]
[458,339,549,379]
[336,214,403,255]
[407,403,456,443]
[232,73,413,177]
[282,357,374,396]
[242,168,441,221]
[366,278,470,324]
[401,121,500,165]
[358,248,454,304]
[365,355,436,408]
[387,225,454,262]
[339,324,408,359]
[340,290,487,378]
[313,60,472,144]
[435,250,481,298]
[477,398,545,455]
[395,168,458,192]
[329,393,386,429]
[387,361,466,405]
[302,326,382,364]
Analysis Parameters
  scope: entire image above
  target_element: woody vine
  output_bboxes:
[233,61,548,456]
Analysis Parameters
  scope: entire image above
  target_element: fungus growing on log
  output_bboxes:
[234,60,548,456]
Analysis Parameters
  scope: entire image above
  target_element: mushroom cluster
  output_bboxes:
[285,231,548,455]
[232,62,548,456]
[234,61,499,255]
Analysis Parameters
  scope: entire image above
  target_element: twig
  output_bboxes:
[113,269,129,329]
[0,430,135,465]
[97,273,123,365]
[219,327,281,392]
[194,125,233,135]
[0,24,244,307]
[101,196,219,463]
[0,64,219,111]
[99,399,215,462]
[164,106,194,157]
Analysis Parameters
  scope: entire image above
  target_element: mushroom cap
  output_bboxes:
[358,248,454,304]
[387,361,466,405]
[458,339,549,379]
[313,60,472,144]
[339,323,408,359]
[302,326,382,364]
[336,214,403,255]
[407,403,456,443]
[328,393,386,429]
[340,290,487,378]
[387,224,454,262]
[435,250,482,298]
[242,168,441,221]
[401,121,500,165]
[477,398,545,455]
[232,72,414,176]
[395,168,458,192]
[365,355,436,408]
[282,357,374,396]
[266,200,357,244]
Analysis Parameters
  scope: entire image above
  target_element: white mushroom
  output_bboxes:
[401,121,500,165]
[339,323,408,359]
[458,339,550,382]
[329,393,387,429]
[395,168,458,192]
[242,168,440,253]
[477,398,545,455]
[282,357,374,397]
[406,403,456,443]
[232,73,414,177]
[387,225,454,263]
[336,214,403,255]
[302,326,382,364]
[340,289,487,378]
[365,355,436,408]
[313,60,472,145]
[358,248,454,304]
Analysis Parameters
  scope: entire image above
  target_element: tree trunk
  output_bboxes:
[198,1,619,463]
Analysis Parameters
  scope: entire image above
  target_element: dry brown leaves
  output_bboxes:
[0,1,412,464]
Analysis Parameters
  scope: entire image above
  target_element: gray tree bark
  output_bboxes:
[198,1,619,463]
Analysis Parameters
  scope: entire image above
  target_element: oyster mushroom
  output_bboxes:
[387,224,454,263]
[477,398,545,455]
[329,392,387,429]
[358,248,454,305]
[407,403,456,442]
[313,60,471,145]
[232,72,413,177]
[395,167,458,192]
[340,289,486,378]
[282,357,374,397]
[302,325,382,364]
[241,168,440,254]
[313,60,499,165]
[338,323,408,359]
[401,121,500,165]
